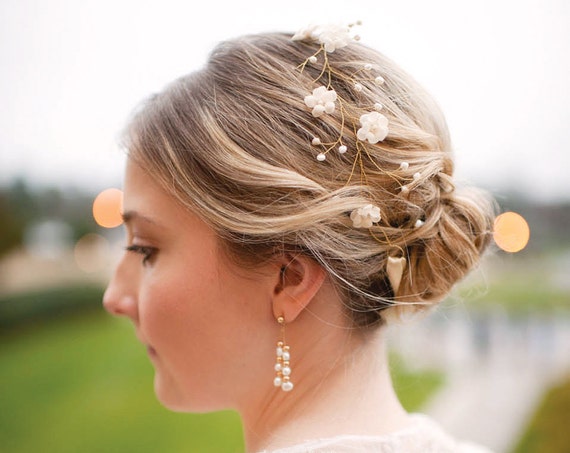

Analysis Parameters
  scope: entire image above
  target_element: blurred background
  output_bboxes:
[1,0,569,452]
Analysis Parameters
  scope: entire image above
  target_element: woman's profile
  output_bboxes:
[104,23,496,452]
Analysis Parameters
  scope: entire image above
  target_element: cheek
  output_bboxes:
[141,261,220,344]
[135,253,274,410]
[139,256,241,381]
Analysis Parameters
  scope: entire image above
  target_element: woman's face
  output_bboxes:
[103,159,277,412]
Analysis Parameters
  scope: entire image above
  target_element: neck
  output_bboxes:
[240,326,410,453]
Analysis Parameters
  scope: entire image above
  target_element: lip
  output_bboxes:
[147,345,158,357]
[135,331,157,359]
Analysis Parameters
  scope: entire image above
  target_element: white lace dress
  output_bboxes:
[258,413,494,453]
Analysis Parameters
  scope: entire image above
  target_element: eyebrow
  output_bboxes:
[121,210,160,226]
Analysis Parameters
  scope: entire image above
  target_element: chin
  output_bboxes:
[153,372,190,412]
[153,372,224,413]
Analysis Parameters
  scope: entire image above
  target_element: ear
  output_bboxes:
[271,254,327,323]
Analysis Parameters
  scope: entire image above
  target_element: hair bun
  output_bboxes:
[398,185,496,305]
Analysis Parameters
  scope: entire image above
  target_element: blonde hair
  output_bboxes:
[123,32,496,328]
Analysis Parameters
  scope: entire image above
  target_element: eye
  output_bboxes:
[125,244,157,265]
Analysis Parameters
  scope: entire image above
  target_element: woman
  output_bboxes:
[104,23,496,452]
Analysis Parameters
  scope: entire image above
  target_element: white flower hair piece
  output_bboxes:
[357,111,389,144]
[293,21,390,167]
[304,86,337,117]
[350,204,381,228]
[293,22,427,234]
[292,23,357,53]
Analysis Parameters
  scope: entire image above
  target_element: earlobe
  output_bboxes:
[271,254,327,322]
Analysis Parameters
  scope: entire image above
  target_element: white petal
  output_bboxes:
[366,132,379,144]
[304,95,317,108]
[292,25,318,41]
[374,129,388,142]
[314,86,327,96]
[312,105,325,117]
[323,90,337,102]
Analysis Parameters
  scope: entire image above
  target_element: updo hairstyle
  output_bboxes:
[123,32,496,328]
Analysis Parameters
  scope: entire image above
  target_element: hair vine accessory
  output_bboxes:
[273,316,294,392]
[292,22,409,228]
[292,24,431,203]
[293,21,390,164]
[292,23,424,299]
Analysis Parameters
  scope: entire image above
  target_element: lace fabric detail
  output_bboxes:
[258,414,494,453]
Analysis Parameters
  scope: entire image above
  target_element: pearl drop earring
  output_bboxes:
[273,316,294,392]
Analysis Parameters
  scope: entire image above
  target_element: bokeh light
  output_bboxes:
[493,211,530,253]
[93,188,123,228]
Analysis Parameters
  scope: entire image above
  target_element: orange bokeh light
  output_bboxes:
[93,188,123,228]
[493,211,530,253]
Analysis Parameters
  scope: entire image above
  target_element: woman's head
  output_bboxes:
[122,28,496,328]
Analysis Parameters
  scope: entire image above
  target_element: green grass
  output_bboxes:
[389,354,444,412]
[510,374,570,453]
[0,312,244,453]
[458,274,570,316]
[0,310,442,453]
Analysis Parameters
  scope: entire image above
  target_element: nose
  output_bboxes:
[103,258,139,323]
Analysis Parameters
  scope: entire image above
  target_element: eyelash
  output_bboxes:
[125,245,157,265]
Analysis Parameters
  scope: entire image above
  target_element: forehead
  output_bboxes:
[122,158,222,244]
[123,158,187,226]
[124,158,163,206]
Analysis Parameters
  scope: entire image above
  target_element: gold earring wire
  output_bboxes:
[273,316,294,392]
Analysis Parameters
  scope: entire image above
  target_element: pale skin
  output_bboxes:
[103,158,412,452]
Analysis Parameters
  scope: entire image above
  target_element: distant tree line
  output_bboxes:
[0,178,99,257]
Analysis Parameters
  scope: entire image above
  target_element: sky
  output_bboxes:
[1,0,569,202]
